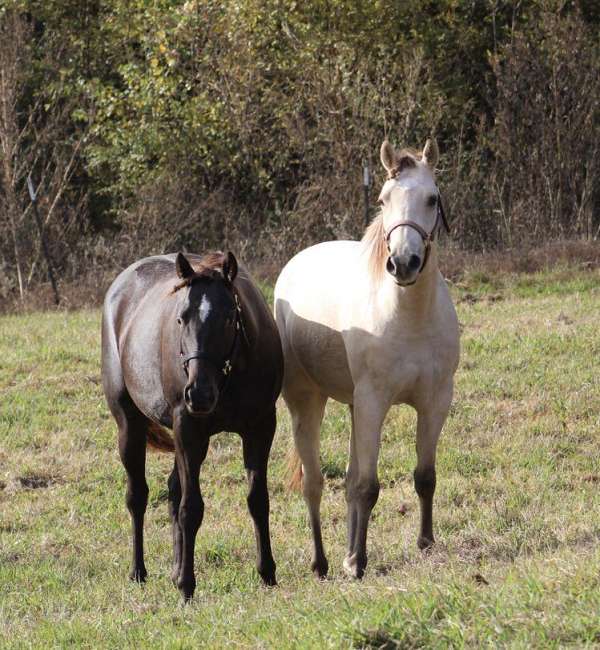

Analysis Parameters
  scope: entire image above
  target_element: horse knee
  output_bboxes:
[302,471,324,502]
[126,481,149,516]
[179,495,203,534]
[414,467,436,500]
[247,473,269,516]
[347,477,380,509]
[168,469,180,495]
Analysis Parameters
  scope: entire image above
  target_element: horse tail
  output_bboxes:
[286,446,303,492]
[146,421,175,453]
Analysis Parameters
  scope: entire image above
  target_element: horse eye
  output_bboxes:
[427,195,438,207]
[177,317,182,325]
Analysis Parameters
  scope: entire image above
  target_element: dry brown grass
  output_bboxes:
[3,239,598,314]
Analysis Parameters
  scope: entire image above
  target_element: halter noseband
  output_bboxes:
[180,291,246,395]
[382,172,450,274]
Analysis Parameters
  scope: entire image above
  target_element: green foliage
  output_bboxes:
[0,0,599,294]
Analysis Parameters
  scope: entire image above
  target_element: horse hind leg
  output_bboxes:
[168,460,182,585]
[242,408,277,586]
[287,390,328,578]
[115,404,150,583]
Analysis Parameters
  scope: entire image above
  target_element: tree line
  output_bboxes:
[0,0,599,302]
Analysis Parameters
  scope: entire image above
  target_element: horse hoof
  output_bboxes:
[260,572,277,587]
[177,577,196,601]
[180,590,195,603]
[342,554,365,579]
[129,567,147,583]
[258,567,277,587]
[417,535,435,551]
[257,559,277,587]
[311,558,329,579]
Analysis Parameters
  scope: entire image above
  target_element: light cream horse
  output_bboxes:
[274,138,460,579]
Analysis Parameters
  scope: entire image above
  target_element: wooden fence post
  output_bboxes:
[27,174,60,305]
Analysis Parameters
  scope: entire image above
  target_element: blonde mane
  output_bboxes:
[361,213,387,283]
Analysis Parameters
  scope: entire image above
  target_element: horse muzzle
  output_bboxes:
[386,253,422,285]
[184,383,218,416]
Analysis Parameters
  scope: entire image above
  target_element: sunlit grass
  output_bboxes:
[1,269,599,647]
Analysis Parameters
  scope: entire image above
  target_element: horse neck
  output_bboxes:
[376,245,440,324]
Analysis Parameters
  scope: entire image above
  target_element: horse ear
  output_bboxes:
[223,251,238,283]
[175,252,194,279]
[380,140,397,172]
[422,138,439,170]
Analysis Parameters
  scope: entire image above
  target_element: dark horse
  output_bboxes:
[101,251,283,601]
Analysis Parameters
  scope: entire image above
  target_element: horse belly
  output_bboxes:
[120,324,172,426]
[288,316,354,403]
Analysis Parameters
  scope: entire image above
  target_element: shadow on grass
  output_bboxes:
[322,459,346,481]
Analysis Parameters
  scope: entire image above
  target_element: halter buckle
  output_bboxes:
[222,359,232,375]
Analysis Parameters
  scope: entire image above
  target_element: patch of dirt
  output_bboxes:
[458,291,505,305]
[472,572,490,585]
[0,522,28,533]
[557,311,575,325]
[18,475,55,489]
[1,552,22,563]
[373,563,393,576]
[459,292,480,305]
[398,503,409,516]
[351,627,404,649]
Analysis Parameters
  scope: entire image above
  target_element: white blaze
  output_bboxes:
[199,295,211,322]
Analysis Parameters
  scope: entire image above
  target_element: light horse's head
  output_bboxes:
[377,139,449,286]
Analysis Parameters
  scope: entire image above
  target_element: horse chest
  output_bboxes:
[356,331,454,406]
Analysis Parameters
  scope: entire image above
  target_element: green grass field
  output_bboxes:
[1,268,599,648]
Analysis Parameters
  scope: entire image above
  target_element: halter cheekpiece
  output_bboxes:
[382,170,450,274]
[180,290,245,392]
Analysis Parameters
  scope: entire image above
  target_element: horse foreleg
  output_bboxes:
[343,387,387,579]
[242,409,277,586]
[174,410,209,602]
[167,460,182,585]
[414,385,453,550]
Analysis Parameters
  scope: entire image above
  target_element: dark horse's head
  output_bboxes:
[173,251,240,417]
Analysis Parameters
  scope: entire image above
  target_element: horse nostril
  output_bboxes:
[408,254,421,271]
[386,257,397,275]
[184,385,192,403]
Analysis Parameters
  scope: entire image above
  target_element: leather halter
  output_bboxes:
[382,179,450,274]
[180,290,246,394]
